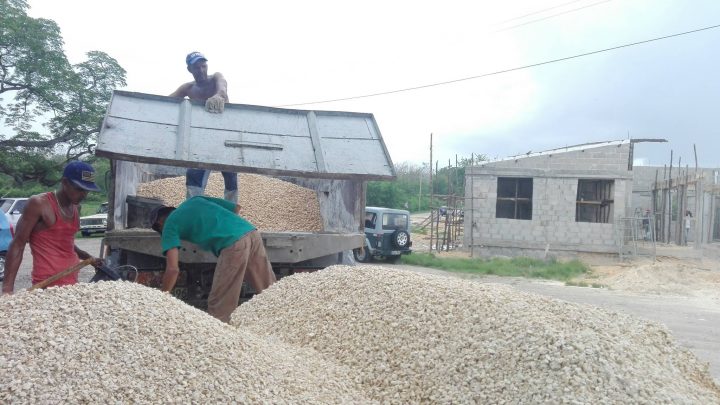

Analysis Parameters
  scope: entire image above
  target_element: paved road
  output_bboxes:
[7,238,720,382]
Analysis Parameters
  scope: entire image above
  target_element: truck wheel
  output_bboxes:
[391,230,410,248]
[353,246,371,263]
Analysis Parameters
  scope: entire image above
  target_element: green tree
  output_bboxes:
[366,154,488,211]
[0,0,126,185]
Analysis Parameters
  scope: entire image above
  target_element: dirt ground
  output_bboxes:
[412,242,720,305]
[410,211,720,303]
[575,257,720,302]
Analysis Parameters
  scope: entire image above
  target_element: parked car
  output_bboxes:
[79,202,108,237]
[0,197,29,228]
[0,212,14,281]
[354,206,412,263]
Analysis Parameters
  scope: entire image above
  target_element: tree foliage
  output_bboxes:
[366,154,487,211]
[0,0,126,185]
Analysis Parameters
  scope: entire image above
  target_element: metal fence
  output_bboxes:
[616,216,656,260]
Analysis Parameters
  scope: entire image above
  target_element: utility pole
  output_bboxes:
[418,167,422,212]
[429,133,433,212]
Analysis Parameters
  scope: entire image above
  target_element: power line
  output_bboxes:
[496,0,589,25]
[495,0,612,33]
[276,24,720,108]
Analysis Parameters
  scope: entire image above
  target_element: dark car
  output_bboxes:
[354,207,412,263]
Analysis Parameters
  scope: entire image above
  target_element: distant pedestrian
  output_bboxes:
[684,210,692,245]
[642,209,651,241]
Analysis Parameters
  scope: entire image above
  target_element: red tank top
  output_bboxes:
[30,192,80,286]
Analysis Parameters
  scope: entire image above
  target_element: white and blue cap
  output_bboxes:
[186,51,208,66]
[63,161,100,192]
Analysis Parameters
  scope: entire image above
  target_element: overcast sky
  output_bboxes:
[26,0,720,169]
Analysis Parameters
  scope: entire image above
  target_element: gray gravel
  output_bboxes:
[9,238,720,385]
[233,265,720,403]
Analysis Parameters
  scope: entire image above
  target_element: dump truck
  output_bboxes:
[95,91,395,308]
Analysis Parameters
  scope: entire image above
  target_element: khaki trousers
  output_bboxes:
[208,230,276,323]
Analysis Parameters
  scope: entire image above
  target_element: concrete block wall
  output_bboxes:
[631,166,720,215]
[465,175,626,255]
[487,143,631,172]
[464,142,635,257]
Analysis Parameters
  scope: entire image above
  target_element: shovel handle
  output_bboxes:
[29,258,95,291]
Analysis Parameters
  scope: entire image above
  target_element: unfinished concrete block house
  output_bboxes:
[464,140,636,257]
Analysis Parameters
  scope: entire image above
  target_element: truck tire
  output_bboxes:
[353,246,371,263]
[391,230,410,248]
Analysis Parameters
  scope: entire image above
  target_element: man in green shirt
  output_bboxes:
[149,196,276,322]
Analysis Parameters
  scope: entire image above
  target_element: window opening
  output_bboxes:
[496,178,533,220]
[576,180,614,223]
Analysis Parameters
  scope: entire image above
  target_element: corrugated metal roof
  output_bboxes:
[96,91,396,180]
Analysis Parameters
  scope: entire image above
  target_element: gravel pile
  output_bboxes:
[136,173,323,232]
[0,282,370,404]
[232,265,720,404]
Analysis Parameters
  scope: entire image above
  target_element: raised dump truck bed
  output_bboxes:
[94,91,395,308]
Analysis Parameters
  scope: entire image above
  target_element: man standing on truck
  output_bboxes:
[169,51,238,203]
[149,196,276,322]
[2,161,104,294]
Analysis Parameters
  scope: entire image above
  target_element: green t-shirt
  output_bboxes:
[160,196,255,256]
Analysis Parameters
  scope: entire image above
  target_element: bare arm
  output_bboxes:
[204,73,229,113]
[2,196,43,294]
[74,245,103,268]
[212,72,228,101]
[169,82,193,98]
[161,248,180,292]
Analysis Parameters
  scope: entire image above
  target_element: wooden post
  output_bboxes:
[697,178,704,246]
[470,153,474,257]
[652,169,659,239]
[660,165,667,243]
[667,151,673,243]
[429,133,433,215]
[693,144,701,249]
[428,133,434,252]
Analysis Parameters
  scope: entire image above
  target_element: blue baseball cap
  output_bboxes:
[186,51,207,66]
[63,161,100,192]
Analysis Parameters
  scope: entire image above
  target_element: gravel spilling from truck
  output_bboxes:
[136,173,324,232]
[232,265,720,404]
[0,282,370,404]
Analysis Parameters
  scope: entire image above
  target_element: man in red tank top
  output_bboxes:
[2,161,104,294]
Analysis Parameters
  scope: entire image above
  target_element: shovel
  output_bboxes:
[29,258,94,291]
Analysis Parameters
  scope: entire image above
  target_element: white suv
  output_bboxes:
[0,198,29,228]
[79,202,108,237]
